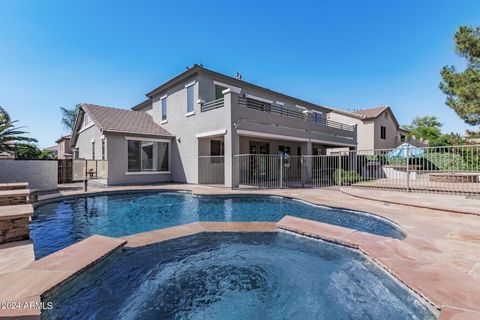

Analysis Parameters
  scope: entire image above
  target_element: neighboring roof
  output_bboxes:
[352,106,390,119]
[55,135,71,143]
[330,105,401,129]
[133,64,332,114]
[0,151,15,159]
[43,145,58,152]
[71,103,172,145]
[330,106,389,120]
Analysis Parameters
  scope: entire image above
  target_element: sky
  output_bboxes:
[1,0,479,148]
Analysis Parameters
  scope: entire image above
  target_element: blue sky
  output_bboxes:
[1,0,479,147]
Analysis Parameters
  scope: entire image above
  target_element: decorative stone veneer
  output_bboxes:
[0,189,31,206]
[0,205,33,244]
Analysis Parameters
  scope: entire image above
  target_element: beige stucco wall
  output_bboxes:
[328,112,373,150]
[372,110,400,149]
[329,109,403,150]
[74,124,104,160]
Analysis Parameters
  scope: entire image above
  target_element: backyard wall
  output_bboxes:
[0,160,58,191]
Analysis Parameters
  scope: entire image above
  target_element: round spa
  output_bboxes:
[42,232,435,320]
[32,191,404,259]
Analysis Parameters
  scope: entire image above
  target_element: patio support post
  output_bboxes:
[301,141,312,187]
[224,89,240,188]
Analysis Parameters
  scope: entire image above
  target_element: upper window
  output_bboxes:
[127,140,169,172]
[215,85,228,100]
[161,96,167,121]
[91,141,95,159]
[380,126,386,140]
[187,84,195,114]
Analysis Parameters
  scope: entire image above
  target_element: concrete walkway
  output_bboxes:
[340,187,480,215]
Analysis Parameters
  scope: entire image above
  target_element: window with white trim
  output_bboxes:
[161,96,167,121]
[187,84,194,113]
[91,141,95,159]
[127,140,169,172]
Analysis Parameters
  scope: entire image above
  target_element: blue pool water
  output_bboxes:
[42,232,434,320]
[32,191,404,259]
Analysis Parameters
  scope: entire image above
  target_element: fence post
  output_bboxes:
[338,153,342,187]
[406,146,410,192]
[84,159,88,192]
[279,155,283,189]
[301,156,305,187]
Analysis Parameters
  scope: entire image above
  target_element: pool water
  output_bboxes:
[42,232,434,320]
[32,191,404,259]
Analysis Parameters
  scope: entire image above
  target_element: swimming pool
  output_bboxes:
[32,191,404,259]
[42,232,434,320]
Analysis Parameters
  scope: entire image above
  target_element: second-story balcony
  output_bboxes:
[238,97,355,132]
[200,93,357,147]
[201,97,224,112]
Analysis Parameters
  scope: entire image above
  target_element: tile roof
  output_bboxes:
[81,104,172,137]
[330,106,390,120]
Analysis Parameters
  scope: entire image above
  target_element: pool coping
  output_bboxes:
[2,219,480,319]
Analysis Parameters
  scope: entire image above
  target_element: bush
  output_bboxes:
[418,152,469,170]
[387,157,406,166]
[333,169,361,186]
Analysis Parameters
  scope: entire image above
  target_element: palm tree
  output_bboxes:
[60,104,81,132]
[0,106,11,123]
[0,119,38,153]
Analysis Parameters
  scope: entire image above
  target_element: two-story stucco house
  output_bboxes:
[71,65,357,187]
[328,106,424,150]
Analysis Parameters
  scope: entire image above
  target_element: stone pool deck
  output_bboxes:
[0,184,479,319]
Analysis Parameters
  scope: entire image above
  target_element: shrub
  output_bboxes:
[418,152,469,170]
[333,169,361,186]
[387,157,406,166]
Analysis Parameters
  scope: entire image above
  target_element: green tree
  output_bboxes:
[0,119,38,154]
[0,106,11,123]
[404,116,443,144]
[432,132,466,147]
[440,26,480,126]
[60,104,81,132]
[14,143,42,160]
